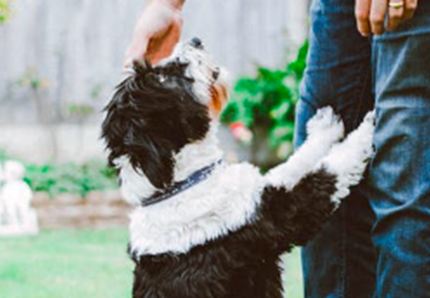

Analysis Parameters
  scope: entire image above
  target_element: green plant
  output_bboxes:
[222,42,309,166]
[16,68,64,158]
[1,148,119,198]
[0,0,11,23]
[67,104,95,119]
[24,160,118,198]
[17,67,50,92]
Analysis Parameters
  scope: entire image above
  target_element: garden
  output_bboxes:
[0,47,307,298]
[0,1,309,297]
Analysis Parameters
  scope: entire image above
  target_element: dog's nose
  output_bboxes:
[212,68,220,80]
[190,37,204,49]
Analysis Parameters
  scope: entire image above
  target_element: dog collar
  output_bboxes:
[141,160,223,208]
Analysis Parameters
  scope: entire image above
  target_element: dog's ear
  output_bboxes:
[102,97,128,169]
[125,127,175,189]
[102,70,178,189]
[102,58,213,190]
[133,60,152,76]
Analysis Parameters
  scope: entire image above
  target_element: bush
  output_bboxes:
[24,161,118,198]
[0,151,118,198]
[221,42,308,167]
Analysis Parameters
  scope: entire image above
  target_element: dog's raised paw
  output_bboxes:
[317,110,376,203]
[363,110,376,124]
[307,106,344,142]
[348,110,375,150]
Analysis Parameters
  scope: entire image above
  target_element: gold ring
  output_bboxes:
[389,1,404,9]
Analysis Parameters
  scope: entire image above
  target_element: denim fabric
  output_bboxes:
[296,0,430,297]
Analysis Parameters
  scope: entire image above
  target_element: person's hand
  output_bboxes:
[355,0,419,36]
[125,0,183,68]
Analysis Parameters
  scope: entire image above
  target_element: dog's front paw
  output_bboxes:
[347,110,375,162]
[363,110,376,124]
[318,110,375,203]
[307,107,344,143]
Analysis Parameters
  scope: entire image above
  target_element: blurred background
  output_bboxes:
[0,0,310,297]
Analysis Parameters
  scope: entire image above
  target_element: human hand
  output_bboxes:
[355,0,419,36]
[125,0,183,68]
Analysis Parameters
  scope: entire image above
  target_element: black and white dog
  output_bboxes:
[102,38,374,298]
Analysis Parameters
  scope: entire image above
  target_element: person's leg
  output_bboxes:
[368,3,430,297]
[295,0,376,297]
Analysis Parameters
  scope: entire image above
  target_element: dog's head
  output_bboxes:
[102,38,229,189]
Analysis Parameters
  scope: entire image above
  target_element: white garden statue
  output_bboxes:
[0,160,39,236]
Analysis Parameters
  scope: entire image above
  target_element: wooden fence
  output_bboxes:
[0,0,309,124]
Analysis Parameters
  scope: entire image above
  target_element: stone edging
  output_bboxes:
[32,190,130,229]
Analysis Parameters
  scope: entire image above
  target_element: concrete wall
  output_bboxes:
[0,0,309,162]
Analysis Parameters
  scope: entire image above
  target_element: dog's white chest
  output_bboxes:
[129,163,263,257]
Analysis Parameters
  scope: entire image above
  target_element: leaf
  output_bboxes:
[23,160,118,198]
[235,78,261,95]
[288,41,309,80]
[269,102,292,121]
[221,40,309,163]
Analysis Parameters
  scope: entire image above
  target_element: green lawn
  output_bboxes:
[0,229,303,298]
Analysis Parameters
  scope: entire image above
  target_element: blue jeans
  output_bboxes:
[295,0,430,297]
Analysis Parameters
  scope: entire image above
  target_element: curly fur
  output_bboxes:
[101,40,375,298]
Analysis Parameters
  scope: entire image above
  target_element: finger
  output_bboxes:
[146,18,182,65]
[355,0,372,36]
[146,25,180,64]
[370,0,388,35]
[404,0,418,20]
[387,0,405,31]
[124,38,149,69]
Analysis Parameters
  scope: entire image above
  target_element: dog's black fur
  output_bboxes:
[102,61,210,189]
[129,170,337,298]
[102,51,343,298]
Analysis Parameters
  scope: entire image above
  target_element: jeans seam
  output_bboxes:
[340,55,372,298]
[353,66,373,127]
[300,96,319,111]
[348,54,373,130]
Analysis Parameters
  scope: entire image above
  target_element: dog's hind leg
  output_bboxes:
[265,107,344,190]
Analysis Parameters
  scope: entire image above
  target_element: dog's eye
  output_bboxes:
[183,76,195,83]
[176,60,190,71]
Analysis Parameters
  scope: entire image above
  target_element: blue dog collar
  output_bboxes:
[141,160,223,208]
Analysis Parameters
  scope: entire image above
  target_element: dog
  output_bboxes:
[101,38,375,298]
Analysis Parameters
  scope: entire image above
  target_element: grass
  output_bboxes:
[0,229,133,298]
[0,229,303,298]
[283,248,304,298]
